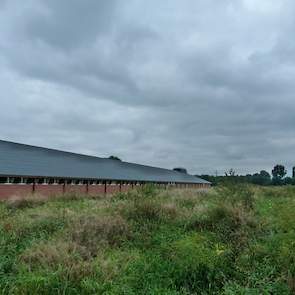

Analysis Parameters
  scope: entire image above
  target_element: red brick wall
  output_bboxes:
[0,182,210,200]
[88,185,105,196]
[34,184,64,197]
[121,185,132,193]
[65,185,88,195]
[106,184,121,194]
[174,183,211,189]
[0,185,33,200]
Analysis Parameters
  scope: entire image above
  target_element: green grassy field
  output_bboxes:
[1,185,295,294]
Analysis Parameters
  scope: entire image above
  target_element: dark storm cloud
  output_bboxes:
[1,0,295,175]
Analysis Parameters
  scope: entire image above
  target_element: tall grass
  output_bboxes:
[0,185,295,294]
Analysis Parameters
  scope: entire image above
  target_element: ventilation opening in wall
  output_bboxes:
[36,178,47,184]
[11,177,22,184]
[0,177,8,184]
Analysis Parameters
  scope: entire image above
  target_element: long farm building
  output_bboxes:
[0,140,210,200]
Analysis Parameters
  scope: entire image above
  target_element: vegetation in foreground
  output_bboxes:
[1,185,295,294]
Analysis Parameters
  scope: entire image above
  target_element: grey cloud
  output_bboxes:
[1,0,295,176]
[24,0,119,50]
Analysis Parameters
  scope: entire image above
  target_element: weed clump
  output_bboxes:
[124,199,161,221]
[188,204,260,250]
[138,184,158,198]
[216,183,255,210]
[53,192,89,202]
[260,185,295,199]
[21,241,86,270]
[169,234,231,293]
[5,196,46,210]
[8,214,66,243]
[118,184,182,223]
[69,215,131,256]
[121,198,180,223]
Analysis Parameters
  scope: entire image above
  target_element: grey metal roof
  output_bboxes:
[0,140,210,184]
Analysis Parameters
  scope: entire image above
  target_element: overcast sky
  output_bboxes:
[1,0,295,175]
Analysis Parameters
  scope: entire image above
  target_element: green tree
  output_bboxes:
[283,177,294,185]
[260,170,271,179]
[259,170,271,185]
[272,165,287,179]
[251,172,268,185]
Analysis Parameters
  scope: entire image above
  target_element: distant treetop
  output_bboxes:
[225,168,236,177]
[173,167,188,174]
[272,164,287,179]
[109,155,122,161]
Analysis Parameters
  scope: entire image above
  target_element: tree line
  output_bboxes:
[197,164,295,186]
